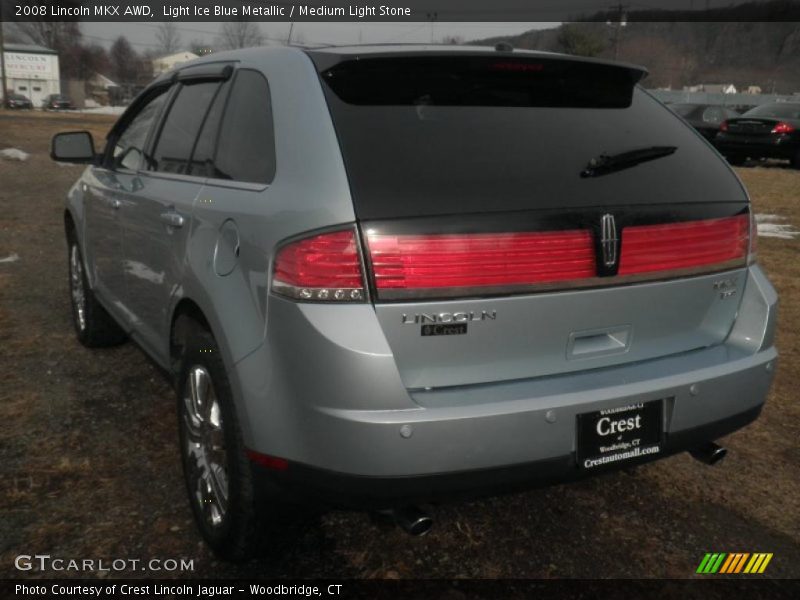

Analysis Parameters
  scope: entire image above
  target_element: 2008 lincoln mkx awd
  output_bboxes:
[51,44,778,560]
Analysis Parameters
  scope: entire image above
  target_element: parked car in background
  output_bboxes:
[668,103,740,142]
[715,102,800,168]
[43,94,74,110]
[5,93,33,109]
[51,46,777,561]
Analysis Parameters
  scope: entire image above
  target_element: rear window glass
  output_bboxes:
[743,103,800,120]
[150,81,220,174]
[188,79,230,177]
[323,57,638,109]
[670,104,698,118]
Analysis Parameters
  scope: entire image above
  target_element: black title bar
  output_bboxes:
[3,0,800,22]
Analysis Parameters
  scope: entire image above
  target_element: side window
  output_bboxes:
[214,70,276,184]
[112,90,168,171]
[149,81,220,174]
[188,80,230,177]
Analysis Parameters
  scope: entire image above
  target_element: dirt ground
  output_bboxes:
[1,110,798,580]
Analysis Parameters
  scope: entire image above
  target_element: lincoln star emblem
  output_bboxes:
[600,213,618,268]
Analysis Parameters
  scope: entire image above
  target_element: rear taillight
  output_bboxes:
[272,229,366,302]
[748,210,758,264]
[618,215,749,276]
[771,122,794,134]
[720,120,729,132]
[366,230,596,299]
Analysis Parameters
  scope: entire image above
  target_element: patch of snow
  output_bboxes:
[758,223,800,239]
[0,253,20,263]
[65,106,126,115]
[0,148,29,161]
[755,214,786,223]
[755,214,799,239]
[56,162,79,168]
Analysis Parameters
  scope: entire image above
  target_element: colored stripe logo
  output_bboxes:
[696,553,773,574]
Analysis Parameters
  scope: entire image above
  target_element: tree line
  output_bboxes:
[5,21,266,86]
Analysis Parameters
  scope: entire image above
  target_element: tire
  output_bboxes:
[67,234,127,347]
[177,323,278,561]
[791,149,800,170]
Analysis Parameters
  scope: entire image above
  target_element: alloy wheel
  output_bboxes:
[182,365,229,528]
[69,244,87,331]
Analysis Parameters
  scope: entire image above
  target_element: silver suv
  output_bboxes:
[52,45,778,560]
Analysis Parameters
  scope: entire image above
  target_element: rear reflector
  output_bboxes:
[246,450,289,471]
[618,215,749,276]
[273,229,366,302]
[366,230,596,297]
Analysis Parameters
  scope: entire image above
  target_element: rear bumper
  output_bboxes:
[255,405,764,508]
[235,265,777,504]
[715,136,797,159]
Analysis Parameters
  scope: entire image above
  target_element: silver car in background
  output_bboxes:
[52,45,778,560]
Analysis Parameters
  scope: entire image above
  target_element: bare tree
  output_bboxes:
[442,35,464,45]
[557,24,606,57]
[218,21,263,50]
[156,22,181,55]
[109,36,140,85]
[11,21,99,80]
[13,21,82,51]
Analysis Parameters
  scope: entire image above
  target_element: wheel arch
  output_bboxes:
[169,298,214,380]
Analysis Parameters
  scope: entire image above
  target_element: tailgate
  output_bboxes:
[363,206,750,389]
[313,51,753,389]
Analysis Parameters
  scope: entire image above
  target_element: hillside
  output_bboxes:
[474,21,800,93]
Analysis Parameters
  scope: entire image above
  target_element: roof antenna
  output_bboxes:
[494,41,514,52]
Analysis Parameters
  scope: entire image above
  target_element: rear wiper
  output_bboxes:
[580,146,677,178]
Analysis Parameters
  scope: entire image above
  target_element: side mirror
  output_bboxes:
[51,131,97,164]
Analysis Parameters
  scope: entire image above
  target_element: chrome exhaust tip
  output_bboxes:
[690,442,727,466]
[391,506,434,537]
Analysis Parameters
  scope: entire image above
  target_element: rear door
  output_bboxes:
[313,53,753,389]
[120,69,230,361]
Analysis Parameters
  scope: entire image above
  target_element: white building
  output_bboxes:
[1,43,60,106]
[683,83,738,95]
[152,51,199,76]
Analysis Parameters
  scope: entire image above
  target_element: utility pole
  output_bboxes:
[0,1,8,108]
[608,3,628,60]
[426,12,438,44]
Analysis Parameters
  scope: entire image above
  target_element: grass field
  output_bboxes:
[1,110,798,579]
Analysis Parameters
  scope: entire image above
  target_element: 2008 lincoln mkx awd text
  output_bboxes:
[51,44,778,560]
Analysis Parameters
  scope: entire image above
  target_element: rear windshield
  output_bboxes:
[743,103,800,120]
[670,104,699,117]
[314,54,745,219]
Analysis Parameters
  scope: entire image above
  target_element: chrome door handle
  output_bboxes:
[160,211,185,228]
[110,198,122,209]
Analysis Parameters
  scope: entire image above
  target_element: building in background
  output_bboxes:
[152,51,198,76]
[1,43,60,106]
[684,83,738,94]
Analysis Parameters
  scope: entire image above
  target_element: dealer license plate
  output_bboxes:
[576,400,663,469]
